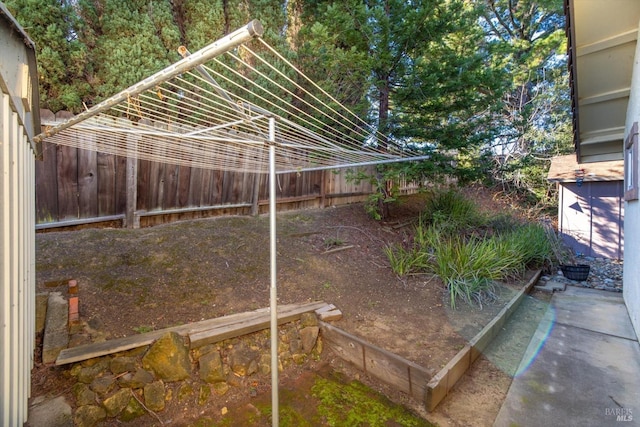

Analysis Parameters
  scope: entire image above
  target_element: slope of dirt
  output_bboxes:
[34,186,540,425]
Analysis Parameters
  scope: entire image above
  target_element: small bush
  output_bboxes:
[385,191,565,308]
[421,190,485,233]
[501,224,555,269]
[383,244,429,276]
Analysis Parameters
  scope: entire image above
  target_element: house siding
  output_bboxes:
[623,23,640,342]
[0,5,39,425]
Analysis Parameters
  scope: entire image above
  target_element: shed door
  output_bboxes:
[559,182,623,260]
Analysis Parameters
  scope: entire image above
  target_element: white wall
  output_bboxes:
[0,6,38,424]
[623,22,640,341]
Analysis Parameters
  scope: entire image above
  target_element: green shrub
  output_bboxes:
[421,190,485,232]
[385,193,563,309]
[383,244,429,276]
[501,224,555,269]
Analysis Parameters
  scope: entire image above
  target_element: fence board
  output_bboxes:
[163,163,179,209]
[115,155,127,214]
[200,168,213,206]
[35,112,405,228]
[177,165,191,208]
[148,120,165,210]
[56,143,78,219]
[78,132,97,218]
[97,152,116,216]
[188,167,203,207]
[35,141,58,222]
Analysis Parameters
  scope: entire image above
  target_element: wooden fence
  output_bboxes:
[36,110,382,229]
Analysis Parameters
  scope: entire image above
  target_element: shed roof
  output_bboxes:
[547,154,624,183]
[0,2,41,155]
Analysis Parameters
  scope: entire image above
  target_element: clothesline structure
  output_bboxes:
[34,20,429,426]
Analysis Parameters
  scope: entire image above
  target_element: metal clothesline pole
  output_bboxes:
[268,117,279,427]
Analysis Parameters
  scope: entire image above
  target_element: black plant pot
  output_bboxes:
[561,264,590,281]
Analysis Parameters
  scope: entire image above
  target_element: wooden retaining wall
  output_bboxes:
[321,270,542,412]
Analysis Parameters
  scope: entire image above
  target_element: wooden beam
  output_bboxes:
[424,270,542,411]
[320,321,432,401]
[190,301,329,348]
[56,301,329,365]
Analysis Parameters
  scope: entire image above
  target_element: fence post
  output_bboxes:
[250,172,260,216]
[125,126,139,229]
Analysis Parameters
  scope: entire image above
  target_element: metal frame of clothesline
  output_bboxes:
[34,20,429,426]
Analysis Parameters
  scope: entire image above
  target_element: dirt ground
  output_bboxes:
[34,186,545,426]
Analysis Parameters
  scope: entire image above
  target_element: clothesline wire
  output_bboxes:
[40,35,424,173]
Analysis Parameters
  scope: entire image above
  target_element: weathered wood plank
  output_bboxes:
[35,140,59,222]
[114,154,127,214]
[320,321,432,401]
[97,152,116,216]
[78,142,98,218]
[188,166,203,207]
[177,165,191,208]
[56,302,329,365]
[56,143,78,219]
[56,311,258,365]
[125,130,138,228]
[424,270,542,412]
[148,121,166,210]
[317,309,342,322]
[190,301,329,348]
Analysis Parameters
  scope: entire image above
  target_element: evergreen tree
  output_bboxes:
[5,0,90,112]
[392,0,506,183]
[76,0,182,103]
[478,0,570,204]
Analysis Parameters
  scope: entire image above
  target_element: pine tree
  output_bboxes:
[5,0,90,112]
[76,0,181,103]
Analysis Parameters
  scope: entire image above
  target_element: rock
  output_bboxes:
[212,382,230,396]
[199,351,225,383]
[314,336,323,356]
[72,383,96,407]
[142,332,191,381]
[192,344,218,361]
[118,368,155,388]
[75,360,109,384]
[228,343,258,377]
[110,357,137,375]
[26,396,72,427]
[226,372,244,387]
[119,396,146,422]
[73,405,106,427]
[102,388,131,418]
[90,374,116,395]
[144,381,165,412]
[289,338,302,354]
[258,353,271,375]
[300,312,318,327]
[300,326,320,353]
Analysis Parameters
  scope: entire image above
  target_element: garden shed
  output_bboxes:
[548,154,624,260]
[0,3,41,425]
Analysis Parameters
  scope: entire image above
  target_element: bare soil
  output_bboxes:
[33,186,544,426]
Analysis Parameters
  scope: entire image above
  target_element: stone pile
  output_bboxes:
[538,257,623,293]
[70,313,321,426]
